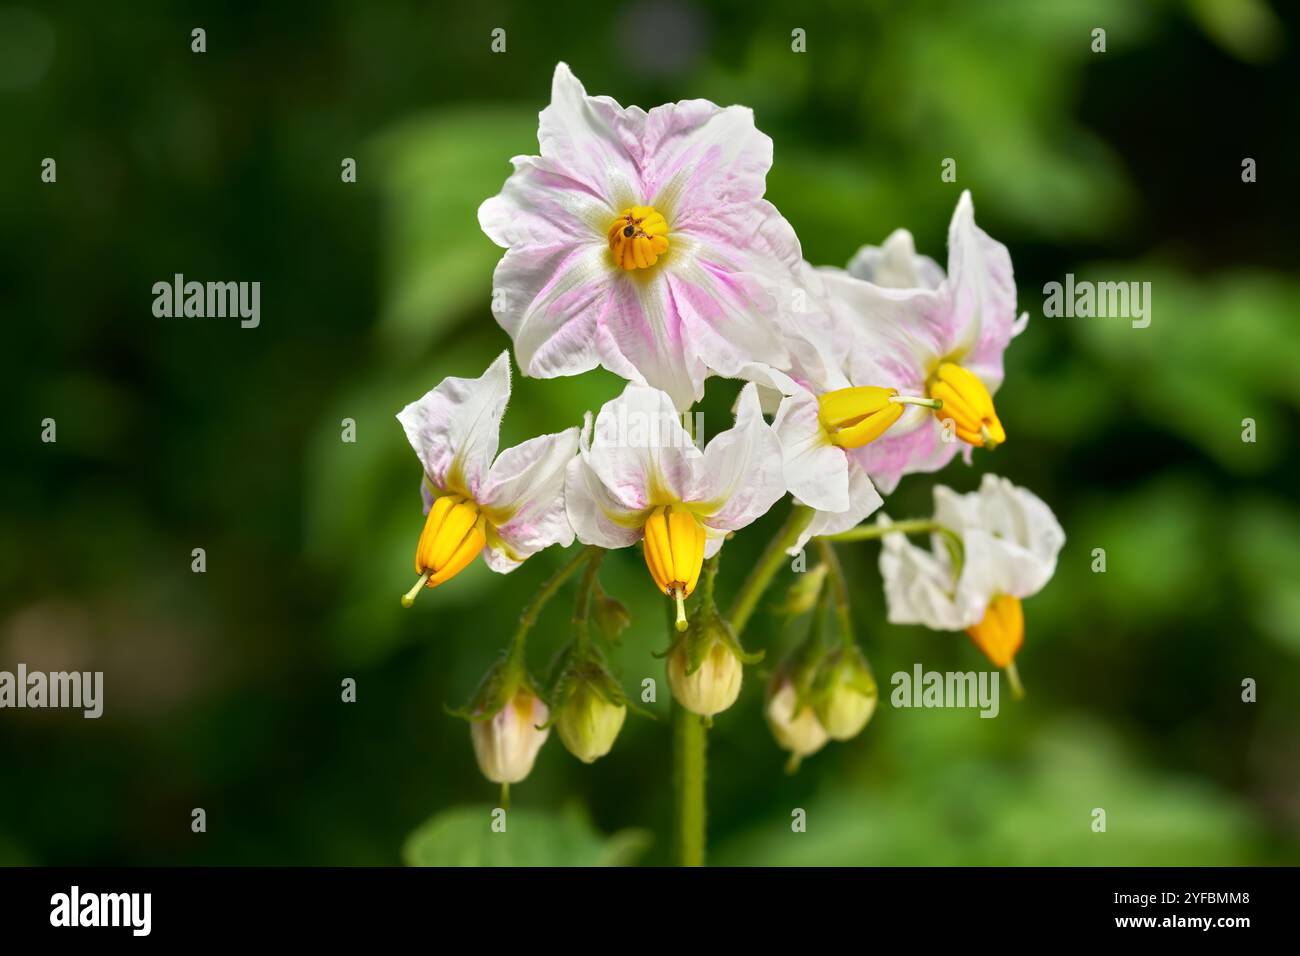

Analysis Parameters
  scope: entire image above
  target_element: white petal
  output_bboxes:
[563,421,648,550]
[479,428,580,572]
[878,517,976,631]
[583,384,697,507]
[792,462,883,553]
[773,391,849,513]
[846,228,944,290]
[396,352,510,500]
[943,190,1020,387]
[537,63,643,206]
[691,383,786,532]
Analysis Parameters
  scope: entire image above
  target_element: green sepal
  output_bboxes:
[446,644,542,725]
[591,581,632,644]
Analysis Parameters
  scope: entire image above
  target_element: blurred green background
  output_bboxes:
[2,0,1298,865]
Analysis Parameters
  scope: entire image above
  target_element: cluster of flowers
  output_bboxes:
[395,64,1065,789]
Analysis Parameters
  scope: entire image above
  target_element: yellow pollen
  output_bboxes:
[965,594,1024,669]
[608,205,670,270]
[929,362,1006,448]
[643,504,706,616]
[402,494,486,606]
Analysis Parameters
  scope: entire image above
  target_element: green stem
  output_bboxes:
[672,702,706,867]
[509,545,598,660]
[727,504,814,638]
[572,548,604,650]
[823,519,942,542]
[816,538,855,649]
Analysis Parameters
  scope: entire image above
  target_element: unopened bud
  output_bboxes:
[765,678,828,765]
[556,679,627,764]
[668,635,743,717]
[470,687,549,784]
[814,646,878,741]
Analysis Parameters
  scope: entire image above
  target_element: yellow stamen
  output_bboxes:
[929,362,1006,448]
[404,495,487,604]
[643,504,706,609]
[607,205,670,271]
[965,594,1024,669]
[818,386,906,448]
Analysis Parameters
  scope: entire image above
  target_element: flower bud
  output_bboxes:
[556,679,627,764]
[771,563,830,618]
[765,678,828,764]
[470,687,549,784]
[814,646,878,741]
[592,589,632,642]
[668,634,743,717]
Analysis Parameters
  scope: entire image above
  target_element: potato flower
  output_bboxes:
[478,63,798,411]
[396,352,579,606]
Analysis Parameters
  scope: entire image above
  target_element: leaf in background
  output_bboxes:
[1228,498,1300,657]
[1069,266,1300,473]
[403,803,650,867]
[714,717,1264,866]
[367,108,538,360]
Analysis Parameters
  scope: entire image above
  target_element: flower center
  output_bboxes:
[642,504,705,630]
[928,362,1006,448]
[402,494,487,606]
[965,594,1023,668]
[607,205,670,271]
[817,386,941,448]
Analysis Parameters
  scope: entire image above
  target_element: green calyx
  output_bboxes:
[445,642,544,724]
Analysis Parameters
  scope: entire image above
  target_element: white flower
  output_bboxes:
[478,62,797,411]
[565,381,785,627]
[471,688,550,785]
[879,473,1065,667]
[396,352,579,605]
[825,191,1029,493]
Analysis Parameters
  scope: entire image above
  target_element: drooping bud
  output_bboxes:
[928,362,1005,448]
[470,687,550,785]
[591,585,632,643]
[765,677,828,771]
[771,563,830,619]
[551,646,628,764]
[557,681,627,764]
[812,645,878,741]
[668,635,742,717]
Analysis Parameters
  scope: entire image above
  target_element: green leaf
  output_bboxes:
[403,803,650,867]
[366,107,540,359]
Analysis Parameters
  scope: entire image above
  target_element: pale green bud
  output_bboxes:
[814,647,878,741]
[765,677,828,759]
[668,636,743,717]
[556,680,627,764]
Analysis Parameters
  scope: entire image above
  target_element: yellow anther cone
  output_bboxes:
[413,495,486,589]
[643,505,706,598]
[965,594,1024,669]
[818,386,905,448]
[608,205,670,270]
[930,363,1005,448]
